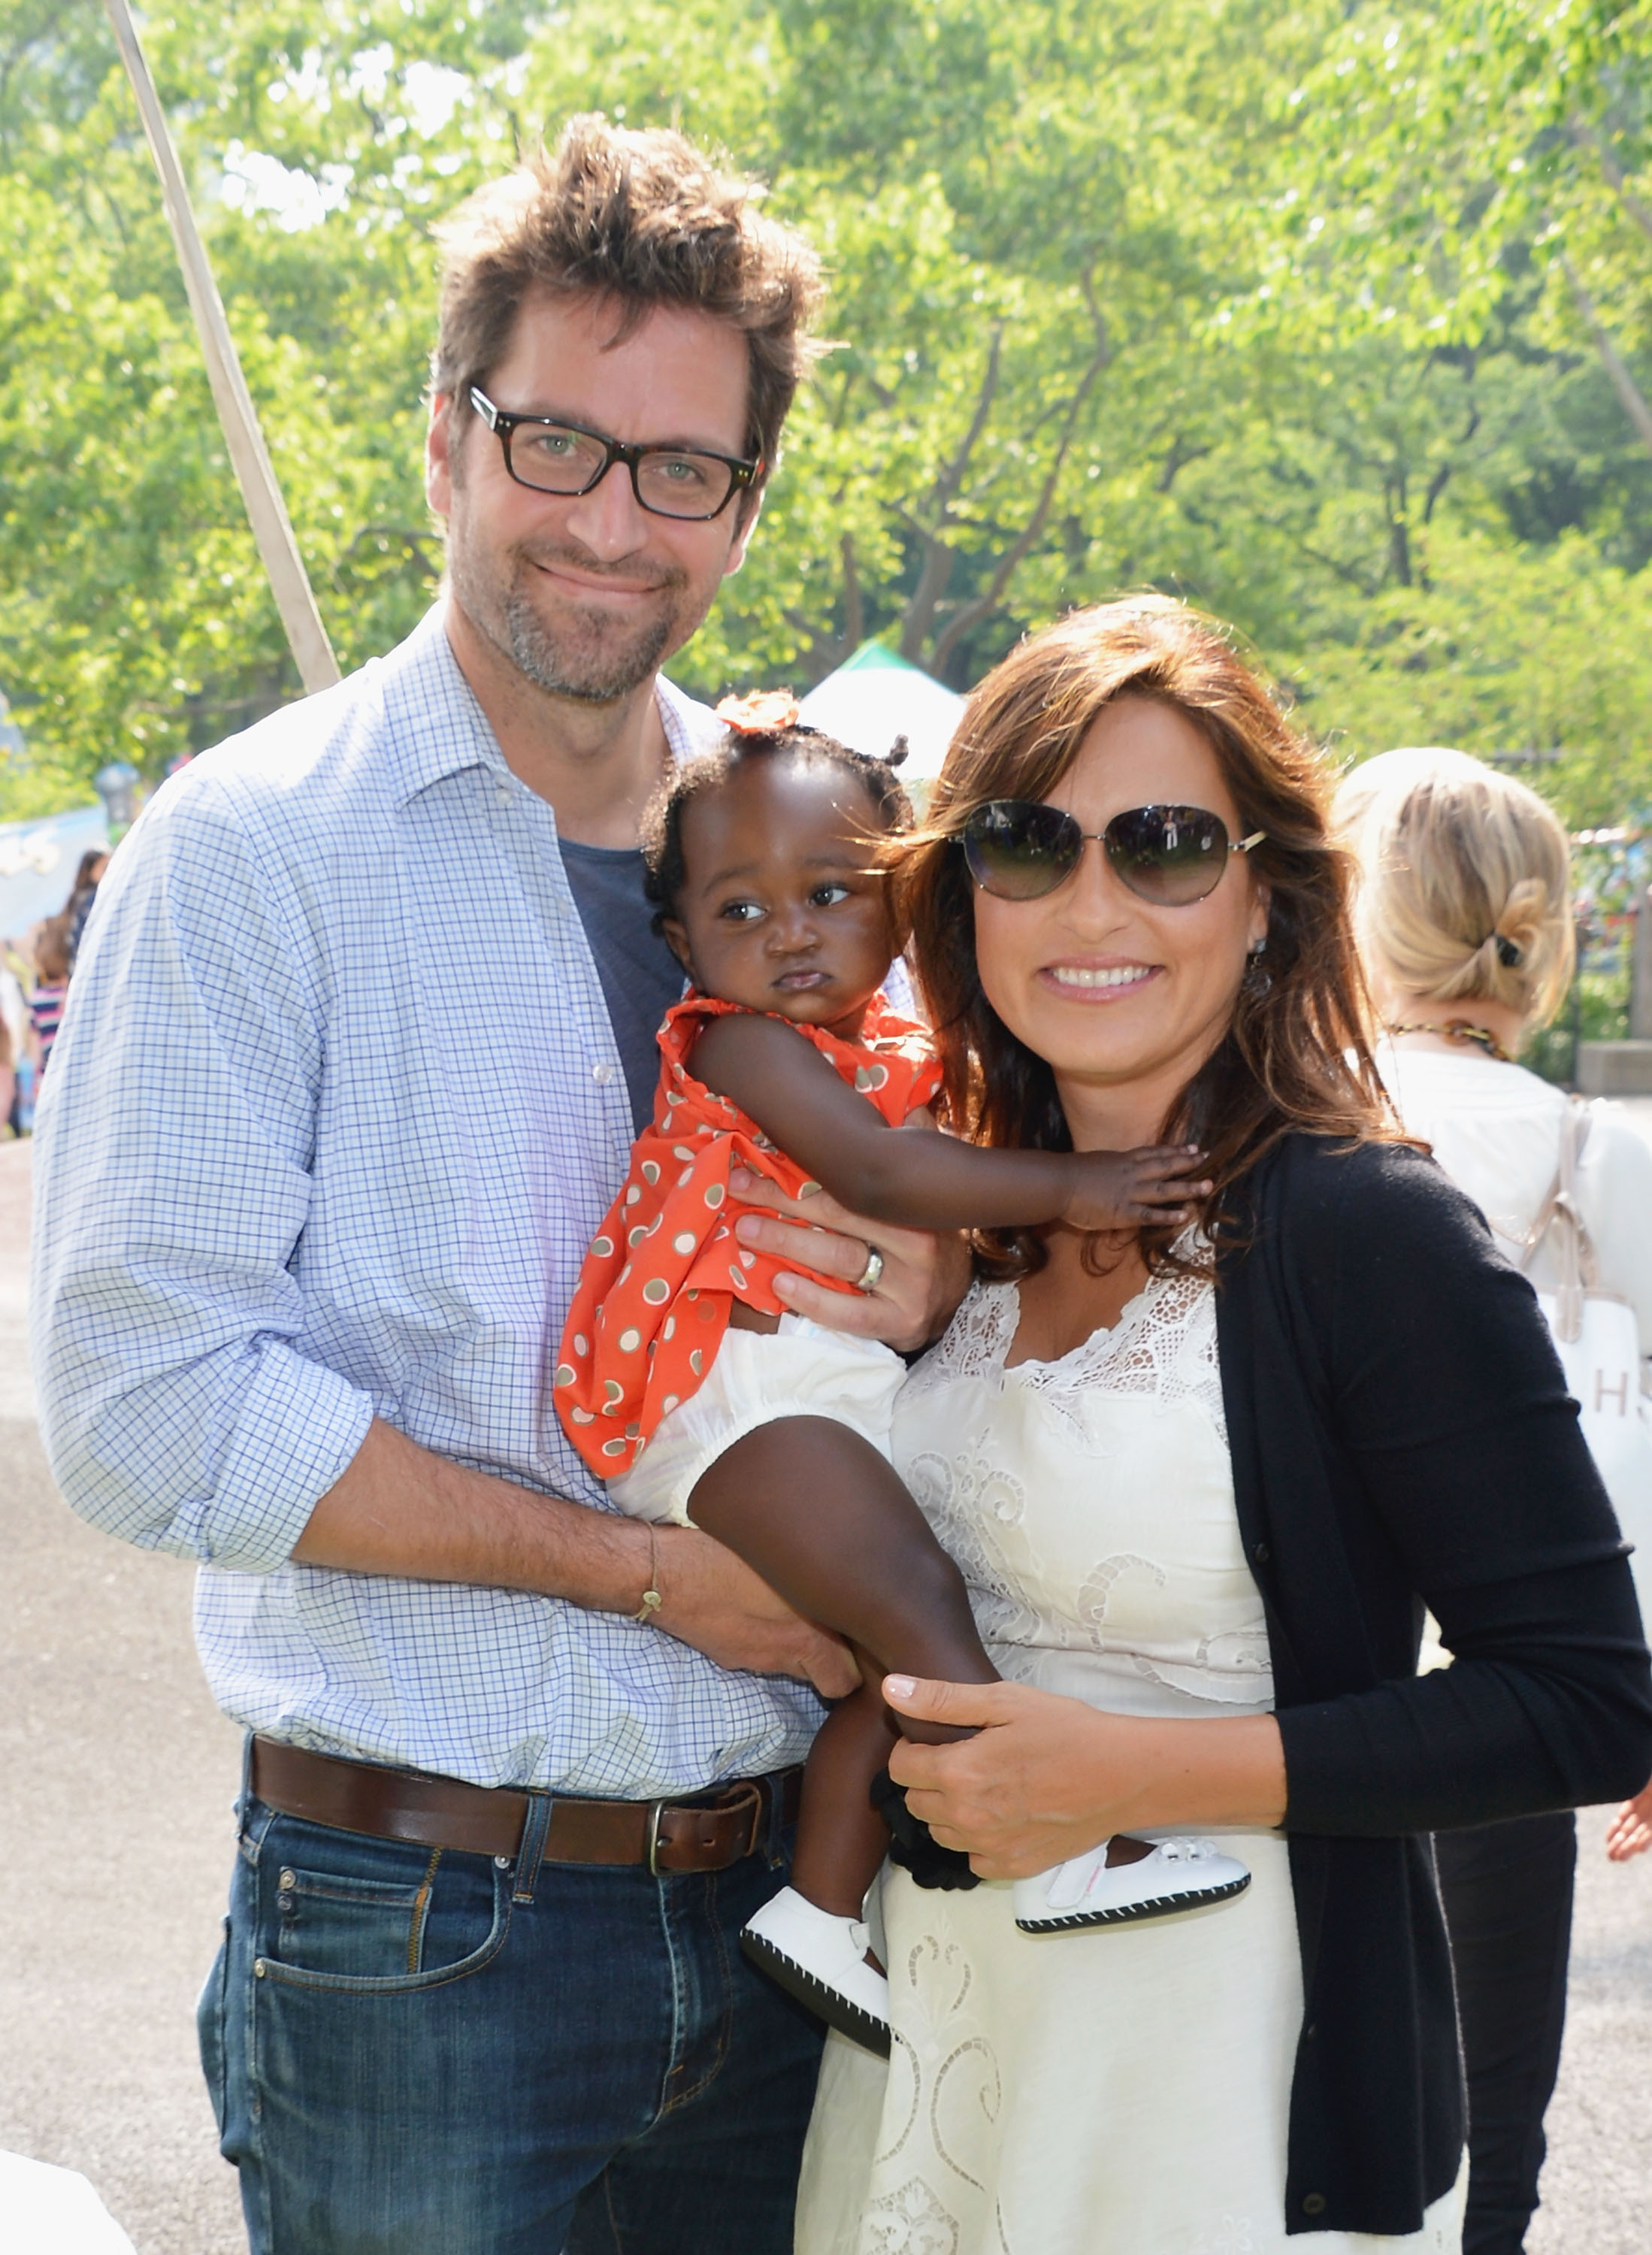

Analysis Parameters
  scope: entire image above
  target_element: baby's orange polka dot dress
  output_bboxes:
[555,991,943,1479]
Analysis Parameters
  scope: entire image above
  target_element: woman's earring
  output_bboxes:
[1242,940,1272,1000]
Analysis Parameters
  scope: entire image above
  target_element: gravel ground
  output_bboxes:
[4,1114,1652,2253]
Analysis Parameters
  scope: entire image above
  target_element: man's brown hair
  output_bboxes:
[431,115,826,483]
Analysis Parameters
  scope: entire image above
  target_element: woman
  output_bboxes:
[1335,747,1652,2255]
[795,599,1652,2253]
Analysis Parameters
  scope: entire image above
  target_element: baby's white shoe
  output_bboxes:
[1013,1836,1250,1933]
[741,1886,891,2056]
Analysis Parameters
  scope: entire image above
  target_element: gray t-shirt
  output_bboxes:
[559,837,686,1134]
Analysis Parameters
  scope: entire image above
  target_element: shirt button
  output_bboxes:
[1303,2193,1327,2217]
[592,1062,616,1086]
[1254,1541,1271,1564]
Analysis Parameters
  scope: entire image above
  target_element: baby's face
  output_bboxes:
[663,755,899,1038]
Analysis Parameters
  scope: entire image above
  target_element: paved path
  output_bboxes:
[0,1142,244,2253]
[4,1123,1652,2251]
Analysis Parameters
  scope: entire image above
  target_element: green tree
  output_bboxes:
[2,0,1650,830]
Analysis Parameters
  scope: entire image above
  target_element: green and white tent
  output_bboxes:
[797,641,965,784]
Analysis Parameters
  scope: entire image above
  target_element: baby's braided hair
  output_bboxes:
[640,693,913,931]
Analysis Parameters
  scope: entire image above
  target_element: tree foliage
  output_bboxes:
[0,0,1650,822]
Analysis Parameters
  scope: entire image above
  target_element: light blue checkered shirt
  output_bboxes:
[31,606,824,1796]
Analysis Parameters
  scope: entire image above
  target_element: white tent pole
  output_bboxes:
[102,0,342,695]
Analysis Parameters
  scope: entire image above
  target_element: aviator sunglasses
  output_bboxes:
[959,800,1266,907]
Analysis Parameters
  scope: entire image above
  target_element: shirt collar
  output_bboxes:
[379,602,718,810]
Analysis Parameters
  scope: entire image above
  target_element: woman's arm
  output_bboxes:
[1274,1143,1652,1835]
[882,1675,1285,1877]
[882,1146,1652,1869]
[690,1010,1204,1230]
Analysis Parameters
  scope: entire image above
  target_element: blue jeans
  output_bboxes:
[198,1755,825,2253]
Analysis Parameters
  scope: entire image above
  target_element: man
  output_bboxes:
[32,117,959,2253]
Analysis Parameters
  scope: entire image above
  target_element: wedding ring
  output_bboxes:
[855,1245,885,1295]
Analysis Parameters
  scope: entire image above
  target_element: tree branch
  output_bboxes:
[920,324,1004,528]
[899,536,955,663]
[1559,250,1652,457]
[1570,116,1652,249]
[927,334,1112,676]
[840,530,864,655]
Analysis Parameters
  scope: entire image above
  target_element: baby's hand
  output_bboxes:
[1060,1144,1212,1232]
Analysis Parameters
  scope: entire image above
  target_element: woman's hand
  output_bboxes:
[729,1166,972,1352]
[1605,1776,1652,1863]
[883,1675,1287,1878]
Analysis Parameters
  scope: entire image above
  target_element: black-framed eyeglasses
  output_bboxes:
[467,386,762,521]
[958,800,1266,907]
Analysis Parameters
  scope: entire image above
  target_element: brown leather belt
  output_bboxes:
[250,1737,801,1875]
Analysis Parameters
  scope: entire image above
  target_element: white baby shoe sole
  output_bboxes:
[1014,1838,1251,1934]
[741,1887,891,2057]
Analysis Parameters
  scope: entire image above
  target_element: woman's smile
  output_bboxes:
[1040,959,1161,998]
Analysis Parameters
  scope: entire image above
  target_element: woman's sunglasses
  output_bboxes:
[958,800,1266,907]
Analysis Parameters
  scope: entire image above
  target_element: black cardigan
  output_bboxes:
[1215,1132,1652,2235]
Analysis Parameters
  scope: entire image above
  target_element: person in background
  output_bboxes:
[0,949,25,1133]
[1335,745,1652,2255]
[63,849,109,970]
[28,916,71,1075]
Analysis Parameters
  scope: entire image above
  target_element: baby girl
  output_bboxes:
[555,697,1248,2052]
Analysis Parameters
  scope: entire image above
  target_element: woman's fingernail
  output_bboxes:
[734,1215,759,1242]
[773,1270,795,1297]
[730,1167,754,1191]
[885,1675,917,1700]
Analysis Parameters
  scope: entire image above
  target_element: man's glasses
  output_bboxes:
[468,386,762,522]
[958,800,1266,907]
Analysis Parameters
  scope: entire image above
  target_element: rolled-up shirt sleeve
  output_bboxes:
[30,770,373,1571]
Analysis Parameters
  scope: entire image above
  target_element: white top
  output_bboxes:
[1376,1040,1652,1364]
[897,1262,1273,1718]
[798,1258,1463,2253]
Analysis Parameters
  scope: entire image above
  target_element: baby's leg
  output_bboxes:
[687,1416,998,1918]
[794,1672,900,1916]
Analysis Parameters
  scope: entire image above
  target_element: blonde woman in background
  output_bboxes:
[1336,747,1652,2255]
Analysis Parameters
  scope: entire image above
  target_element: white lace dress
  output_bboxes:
[795,1263,1465,2255]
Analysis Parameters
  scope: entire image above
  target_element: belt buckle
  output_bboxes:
[646,1780,765,1876]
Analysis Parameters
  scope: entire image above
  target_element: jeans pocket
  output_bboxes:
[259,1830,512,1996]
[197,1916,231,2141]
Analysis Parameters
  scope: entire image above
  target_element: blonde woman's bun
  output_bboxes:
[1333,748,1575,1030]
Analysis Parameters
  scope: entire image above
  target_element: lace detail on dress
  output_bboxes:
[909,1239,1227,1445]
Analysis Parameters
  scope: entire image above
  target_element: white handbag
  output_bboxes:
[1523,1100,1652,1525]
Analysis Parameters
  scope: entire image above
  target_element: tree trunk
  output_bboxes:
[1560,253,1652,458]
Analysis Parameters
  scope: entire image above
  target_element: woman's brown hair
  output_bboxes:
[901,596,1396,1276]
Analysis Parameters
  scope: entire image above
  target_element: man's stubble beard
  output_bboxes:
[448,524,697,707]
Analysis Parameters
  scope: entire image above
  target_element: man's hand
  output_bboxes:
[655,1526,859,1698]
[1605,1776,1652,1862]
[729,1167,971,1353]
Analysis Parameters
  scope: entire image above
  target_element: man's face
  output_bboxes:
[426,293,762,705]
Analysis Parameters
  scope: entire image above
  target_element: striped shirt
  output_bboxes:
[30,604,824,1796]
